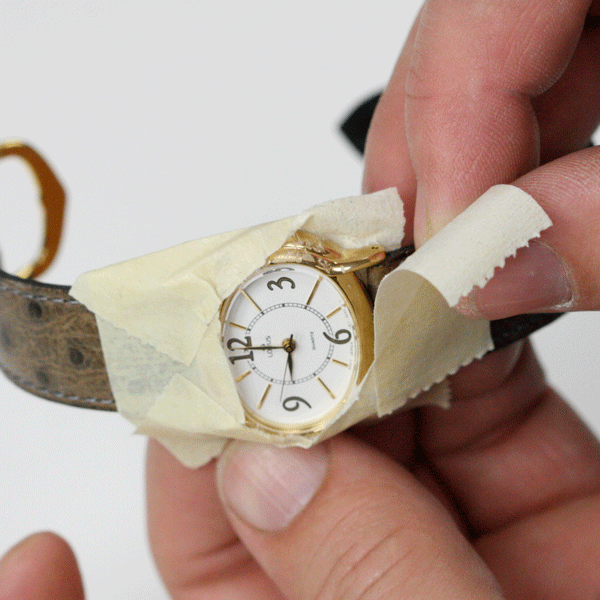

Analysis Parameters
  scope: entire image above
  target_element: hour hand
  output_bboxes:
[286,348,293,380]
[243,345,286,350]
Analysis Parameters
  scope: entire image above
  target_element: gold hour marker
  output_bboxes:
[241,289,261,312]
[306,276,323,305]
[317,377,335,399]
[257,384,272,409]
[235,370,252,382]
[228,321,246,331]
[332,359,349,368]
[326,306,341,318]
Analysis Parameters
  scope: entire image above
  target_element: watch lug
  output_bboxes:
[268,231,385,276]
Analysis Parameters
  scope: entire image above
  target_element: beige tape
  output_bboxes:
[71,185,551,467]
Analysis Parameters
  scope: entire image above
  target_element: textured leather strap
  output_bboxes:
[0,268,115,410]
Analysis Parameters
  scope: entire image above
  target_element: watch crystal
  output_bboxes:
[221,263,359,432]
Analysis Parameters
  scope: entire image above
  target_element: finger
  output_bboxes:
[146,440,283,599]
[457,146,600,318]
[365,0,599,246]
[419,341,600,534]
[351,409,417,466]
[364,8,600,241]
[0,532,84,600]
[406,0,595,244]
[217,436,505,600]
[416,342,600,597]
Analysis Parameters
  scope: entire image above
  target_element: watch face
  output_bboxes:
[221,263,360,433]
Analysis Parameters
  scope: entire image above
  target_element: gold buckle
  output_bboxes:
[0,140,66,279]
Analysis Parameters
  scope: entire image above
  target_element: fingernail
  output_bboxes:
[217,441,329,531]
[456,242,573,320]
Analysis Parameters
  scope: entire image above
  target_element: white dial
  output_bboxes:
[221,263,359,432]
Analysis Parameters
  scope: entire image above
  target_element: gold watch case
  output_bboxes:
[219,231,385,434]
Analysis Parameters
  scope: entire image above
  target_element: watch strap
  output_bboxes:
[0,268,115,410]
[355,245,414,296]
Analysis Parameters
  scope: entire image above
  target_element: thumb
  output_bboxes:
[217,437,503,600]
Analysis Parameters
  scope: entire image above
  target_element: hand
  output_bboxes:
[4,2,600,599]
[143,341,600,599]
[0,532,84,600]
[141,2,599,598]
[6,349,600,600]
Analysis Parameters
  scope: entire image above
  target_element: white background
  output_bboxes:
[0,2,598,599]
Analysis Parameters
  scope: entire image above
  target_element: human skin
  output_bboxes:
[2,1,600,599]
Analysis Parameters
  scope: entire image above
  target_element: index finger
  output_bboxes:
[366,0,596,245]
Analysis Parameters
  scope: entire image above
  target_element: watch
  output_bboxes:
[219,231,407,434]
[0,141,561,414]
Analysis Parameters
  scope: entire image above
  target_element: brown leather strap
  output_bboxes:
[0,268,115,410]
